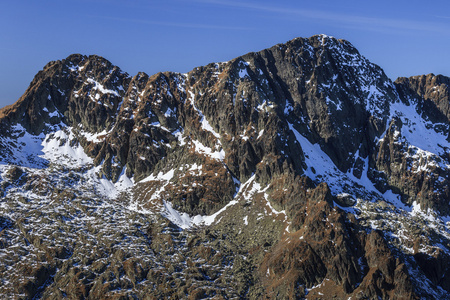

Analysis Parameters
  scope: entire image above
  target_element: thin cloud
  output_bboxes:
[89,15,255,31]
[195,0,450,35]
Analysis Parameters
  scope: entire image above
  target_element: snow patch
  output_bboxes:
[95,167,134,199]
[141,169,175,183]
[288,121,404,207]
[86,78,120,97]
[390,100,450,157]
[0,124,47,168]
[192,140,225,161]
[41,128,93,167]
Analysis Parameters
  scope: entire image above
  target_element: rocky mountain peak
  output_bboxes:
[1,35,450,299]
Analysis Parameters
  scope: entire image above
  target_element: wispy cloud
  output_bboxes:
[195,0,450,35]
[90,15,255,31]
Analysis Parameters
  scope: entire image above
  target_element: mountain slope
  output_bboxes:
[1,34,450,299]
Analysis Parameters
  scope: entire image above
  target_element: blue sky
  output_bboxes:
[1,0,450,108]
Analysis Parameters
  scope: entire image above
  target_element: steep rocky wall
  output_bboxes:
[1,35,450,298]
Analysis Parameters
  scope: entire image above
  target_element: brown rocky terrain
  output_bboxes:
[0,34,450,299]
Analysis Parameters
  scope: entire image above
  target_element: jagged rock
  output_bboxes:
[396,74,450,123]
[5,166,25,182]
[0,34,449,299]
[414,249,450,292]
[335,193,356,207]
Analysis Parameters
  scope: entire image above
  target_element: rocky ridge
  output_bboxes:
[0,34,450,299]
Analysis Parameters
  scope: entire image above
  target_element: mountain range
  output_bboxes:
[1,34,450,299]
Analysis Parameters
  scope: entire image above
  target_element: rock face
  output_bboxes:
[0,34,450,299]
[396,74,450,123]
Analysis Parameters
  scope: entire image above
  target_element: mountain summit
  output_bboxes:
[1,35,450,299]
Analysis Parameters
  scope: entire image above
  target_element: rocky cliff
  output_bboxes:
[0,34,449,299]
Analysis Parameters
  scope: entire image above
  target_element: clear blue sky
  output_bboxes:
[1,0,450,108]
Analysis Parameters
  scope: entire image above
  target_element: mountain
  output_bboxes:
[1,34,450,299]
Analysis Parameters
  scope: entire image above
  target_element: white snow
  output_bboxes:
[390,100,450,157]
[173,129,186,146]
[3,125,135,200]
[86,78,120,97]
[48,110,61,118]
[191,199,239,226]
[201,117,221,139]
[68,64,84,72]
[325,96,343,111]
[239,68,249,78]
[265,197,286,216]
[238,61,250,78]
[141,168,175,183]
[95,167,134,199]
[257,100,275,112]
[161,201,193,229]
[80,128,113,143]
[192,140,225,161]
[41,128,93,167]
[257,129,264,139]
[288,121,405,208]
[188,90,221,141]
[284,101,294,114]
[410,201,438,223]
[0,124,47,168]
[154,174,262,229]
[164,107,175,118]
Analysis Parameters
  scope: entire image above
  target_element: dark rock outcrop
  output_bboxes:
[0,34,449,299]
